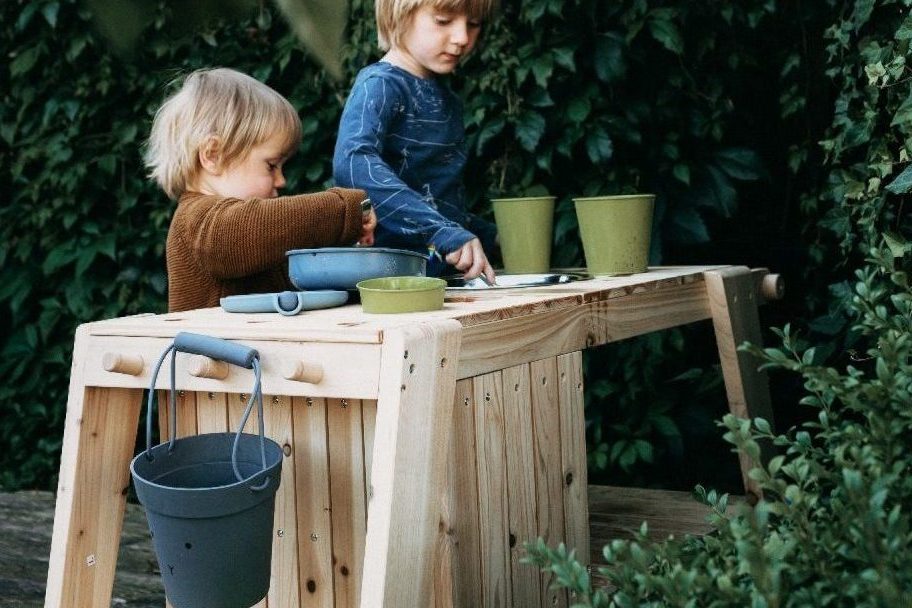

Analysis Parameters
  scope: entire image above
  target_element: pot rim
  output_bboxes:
[572,194,656,203]
[286,247,427,259]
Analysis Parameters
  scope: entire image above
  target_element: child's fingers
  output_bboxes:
[462,240,488,279]
[482,260,496,285]
[445,245,468,269]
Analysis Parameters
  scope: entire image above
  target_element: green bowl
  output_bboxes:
[356,276,447,314]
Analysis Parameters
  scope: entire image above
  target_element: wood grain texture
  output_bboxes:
[292,397,334,607]
[502,364,541,607]
[704,267,776,500]
[360,320,462,607]
[328,398,367,608]
[530,359,568,608]
[473,372,512,608]
[436,378,482,608]
[558,352,589,569]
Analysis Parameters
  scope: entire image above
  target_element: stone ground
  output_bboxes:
[1,485,719,606]
[0,491,163,608]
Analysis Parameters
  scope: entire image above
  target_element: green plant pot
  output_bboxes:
[356,276,447,314]
[491,196,556,273]
[573,194,655,276]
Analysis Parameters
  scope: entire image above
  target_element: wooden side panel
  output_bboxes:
[265,393,300,608]
[293,397,334,607]
[195,391,228,434]
[502,364,541,607]
[227,392,266,608]
[530,358,567,608]
[435,378,482,608]
[557,353,589,568]
[474,372,512,608]
[157,389,198,441]
[328,398,367,608]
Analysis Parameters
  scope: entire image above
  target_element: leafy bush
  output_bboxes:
[525,1,912,604]
[0,0,836,489]
[527,241,912,607]
[526,240,912,606]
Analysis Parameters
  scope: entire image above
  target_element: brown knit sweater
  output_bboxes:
[166,187,365,312]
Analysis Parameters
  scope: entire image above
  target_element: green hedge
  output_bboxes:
[0,0,830,489]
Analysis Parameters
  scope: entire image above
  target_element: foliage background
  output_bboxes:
[0,0,850,490]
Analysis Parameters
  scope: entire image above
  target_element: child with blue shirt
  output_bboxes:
[333,0,498,283]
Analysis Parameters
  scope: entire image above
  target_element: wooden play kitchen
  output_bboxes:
[44,265,781,608]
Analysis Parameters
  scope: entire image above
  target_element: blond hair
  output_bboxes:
[144,68,302,199]
[375,0,498,52]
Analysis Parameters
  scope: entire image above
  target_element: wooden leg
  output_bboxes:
[705,267,776,502]
[360,320,462,607]
[45,326,143,608]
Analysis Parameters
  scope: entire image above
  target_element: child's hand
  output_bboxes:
[445,238,496,285]
[358,208,377,246]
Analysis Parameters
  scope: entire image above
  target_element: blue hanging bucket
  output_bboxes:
[130,333,283,608]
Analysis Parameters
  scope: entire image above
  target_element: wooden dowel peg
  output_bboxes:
[188,355,229,380]
[282,360,324,384]
[760,273,784,301]
[102,352,144,376]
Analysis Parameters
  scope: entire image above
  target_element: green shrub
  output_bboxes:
[2,0,803,490]
[525,240,912,607]
[525,1,912,603]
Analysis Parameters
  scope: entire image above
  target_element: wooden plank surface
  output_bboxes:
[292,397,334,607]
[82,338,382,399]
[473,372,511,608]
[360,321,462,607]
[44,386,142,608]
[558,352,589,568]
[328,398,367,608]
[530,359,567,608]
[704,267,776,500]
[265,393,299,608]
[437,378,482,608]
[502,364,541,607]
[81,268,727,347]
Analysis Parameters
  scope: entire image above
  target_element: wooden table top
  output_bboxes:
[84,266,728,345]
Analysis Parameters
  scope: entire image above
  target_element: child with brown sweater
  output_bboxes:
[145,67,376,312]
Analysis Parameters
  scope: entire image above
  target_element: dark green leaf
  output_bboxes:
[585,128,613,163]
[594,33,626,82]
[42,3,60,28]
[10,46,41,77]
[714,148,763,181]
[515,112,546,152]
[885,164,912,194]
[648,15,683,55]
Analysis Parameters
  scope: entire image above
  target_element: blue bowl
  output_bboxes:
[287,247,427,290]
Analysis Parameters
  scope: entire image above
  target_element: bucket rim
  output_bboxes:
[130,433,283,494]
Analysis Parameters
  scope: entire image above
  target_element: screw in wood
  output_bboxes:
[310,533,319,542]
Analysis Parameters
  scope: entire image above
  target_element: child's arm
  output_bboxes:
[333,76,478,258]
[173,187,364,279]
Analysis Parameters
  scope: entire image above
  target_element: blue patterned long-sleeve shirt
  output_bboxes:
[333,62,497,275]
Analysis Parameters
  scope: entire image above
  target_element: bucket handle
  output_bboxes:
[144,332,271,491]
